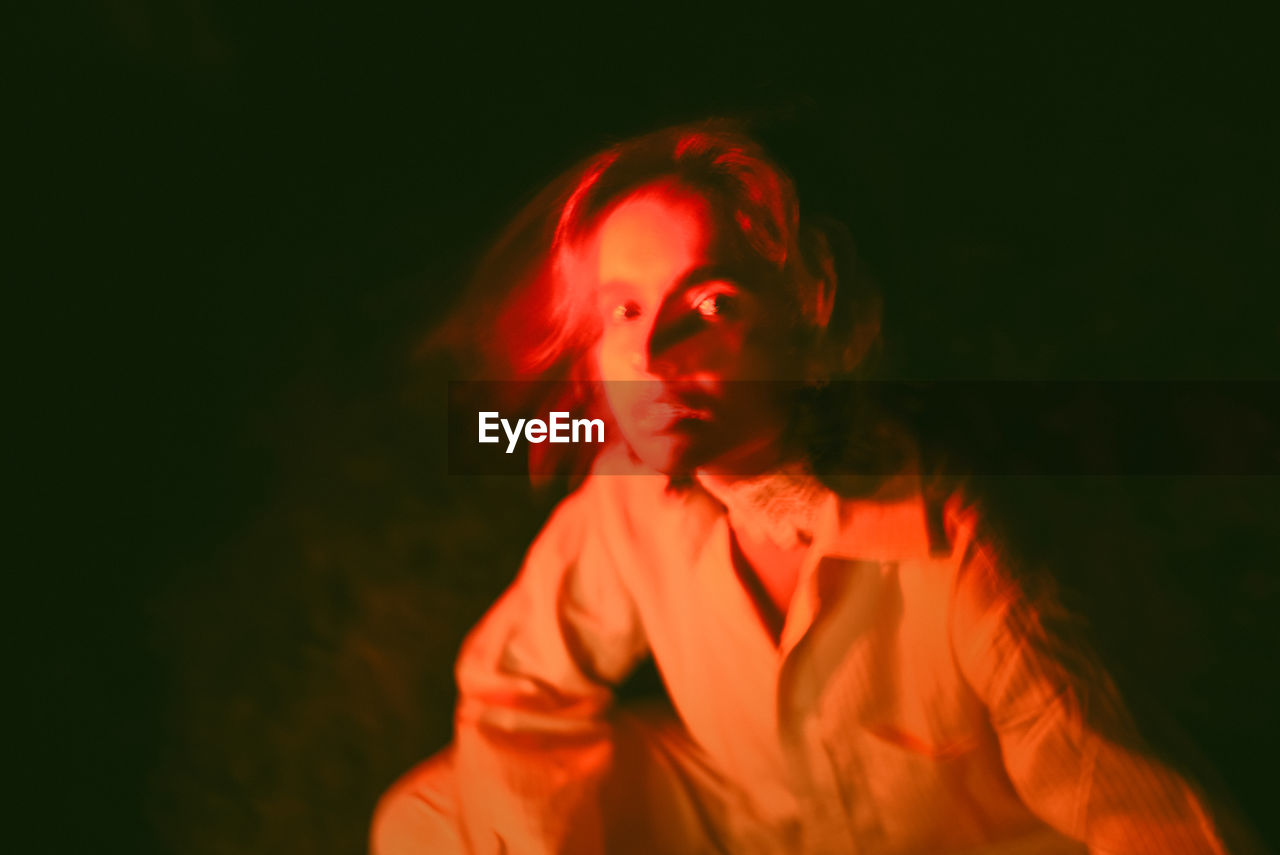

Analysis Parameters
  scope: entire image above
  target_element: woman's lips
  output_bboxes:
[633,400,714,433]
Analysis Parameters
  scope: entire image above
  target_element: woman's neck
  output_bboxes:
[696,460,827,646]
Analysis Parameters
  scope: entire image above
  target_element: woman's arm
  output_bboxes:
[949,531,1231,855]
[452,478,649,855]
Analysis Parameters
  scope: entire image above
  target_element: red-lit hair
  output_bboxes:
[438,121,879,383]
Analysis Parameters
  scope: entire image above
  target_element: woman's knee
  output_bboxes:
[370,747,463,855]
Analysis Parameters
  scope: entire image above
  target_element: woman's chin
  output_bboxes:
[621,427,715,477]
[621,424,784,478]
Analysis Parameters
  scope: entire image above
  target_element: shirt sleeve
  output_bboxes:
[949,533,1231,855]
[452,476,649,855]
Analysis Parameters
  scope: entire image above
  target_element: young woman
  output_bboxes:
[372,124,1232,854]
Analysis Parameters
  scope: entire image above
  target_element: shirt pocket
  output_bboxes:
[838,720,996,851]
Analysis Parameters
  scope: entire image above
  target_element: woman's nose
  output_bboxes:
[640,334,679,379]
[642,314,696,378]
[631,348,676,379]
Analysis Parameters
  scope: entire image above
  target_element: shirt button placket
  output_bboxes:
[778,688,856,853]
[807,715,865,853]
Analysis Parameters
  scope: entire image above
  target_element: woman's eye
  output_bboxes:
[694,293,736,318]
[611,301,641,322]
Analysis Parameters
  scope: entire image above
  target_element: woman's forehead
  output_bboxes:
[591,185,741,291]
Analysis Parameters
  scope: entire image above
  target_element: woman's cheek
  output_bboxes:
[594,335,627,380]
[700,325,753,375]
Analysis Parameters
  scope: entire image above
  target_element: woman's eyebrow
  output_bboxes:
[596,281,634,301]
[674,263,750,292]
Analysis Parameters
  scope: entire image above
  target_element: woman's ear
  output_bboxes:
[813,269,836,330]
[802,217,883,378]
[799,225,837,329]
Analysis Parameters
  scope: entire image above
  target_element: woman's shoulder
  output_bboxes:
[558,442,724,545]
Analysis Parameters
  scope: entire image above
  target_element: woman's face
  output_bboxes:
[578,182,799,476]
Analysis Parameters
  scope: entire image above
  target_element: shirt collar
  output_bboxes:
[815,473,941,562]
[695,462,942,563]
[694,462,828,551]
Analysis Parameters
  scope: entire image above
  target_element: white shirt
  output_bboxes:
[450,441,1229,854]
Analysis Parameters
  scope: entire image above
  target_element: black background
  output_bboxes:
[17,3,1278,853]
